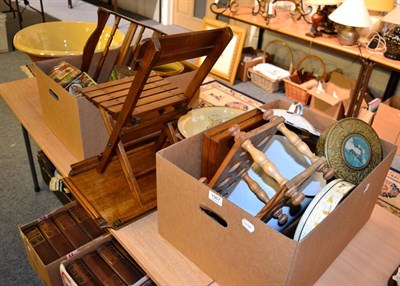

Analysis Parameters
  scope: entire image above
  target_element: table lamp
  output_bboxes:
[361,0,395,36]
[305,0,343,37]
[328,0,372,46]
[382,6,400,60]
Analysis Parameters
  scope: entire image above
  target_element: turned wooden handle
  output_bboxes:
[276,122,319,163]
[242,172,270,204]
[242,139,288,187]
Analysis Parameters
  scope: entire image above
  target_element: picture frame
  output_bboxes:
[196,17,246,85]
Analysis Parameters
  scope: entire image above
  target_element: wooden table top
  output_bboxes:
[1,77,399,285]
[112,205,400,286]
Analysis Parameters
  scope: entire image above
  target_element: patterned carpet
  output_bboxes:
[377,168,400,217]
[199,80,262,111]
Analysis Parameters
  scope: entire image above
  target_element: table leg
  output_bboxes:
[382,70,400,102]
[38,0,45,22]
[257,28,264,50]
[346,58,376,118]
[15,0,23,30]
[21,125,41,192]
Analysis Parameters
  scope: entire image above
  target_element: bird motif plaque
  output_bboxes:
[317,118,383,185]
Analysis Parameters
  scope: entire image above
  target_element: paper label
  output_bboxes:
[208,190,223,207]
[242,218,255,233]
[65,250,78,260]
[37,215,48,222]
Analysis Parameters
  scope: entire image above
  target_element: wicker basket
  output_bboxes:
[248,40,293,93]
[283,55,326,105]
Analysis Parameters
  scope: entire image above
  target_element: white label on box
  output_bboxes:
[36,215,48,222]
[65,250,78,260]
[242,218,255,233]
[208,190,223,207]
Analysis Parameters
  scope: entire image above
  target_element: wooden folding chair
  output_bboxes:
[64,7,233,228]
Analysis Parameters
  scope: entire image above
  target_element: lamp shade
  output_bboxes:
[364,0,394,12]
[382,5,400,25]
[328,0,372,27]
[306,0,343,5]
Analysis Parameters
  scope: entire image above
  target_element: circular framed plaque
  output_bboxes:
[318,118,383,185]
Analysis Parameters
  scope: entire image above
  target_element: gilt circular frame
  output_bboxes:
[323,118,382,185]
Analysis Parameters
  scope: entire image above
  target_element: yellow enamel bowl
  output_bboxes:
[13,21,125,61]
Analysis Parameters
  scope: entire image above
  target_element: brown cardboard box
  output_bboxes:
[156,101,396,286]
[19,201,106,286]
[372,96,400,155]
[33,53,120,161]
[308,72,355,120]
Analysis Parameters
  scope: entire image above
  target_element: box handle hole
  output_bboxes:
[48,89,59,101]
[199,205,228,228]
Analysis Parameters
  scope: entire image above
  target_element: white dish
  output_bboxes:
[273,109,320,136]
[293,179,355,241]
[228,135,326,232]
[177,107,245,138]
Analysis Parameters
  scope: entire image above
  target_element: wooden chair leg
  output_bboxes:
[99,108,144,206]
[154,121,180,151]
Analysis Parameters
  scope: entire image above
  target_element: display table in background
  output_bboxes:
[219,7,400,116]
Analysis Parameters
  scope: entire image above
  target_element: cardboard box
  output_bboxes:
[34,55,198,161]
[60,234,151,286]
[156,102,396,285]
[236,47,264,82]
[34,53,117,161]
[372,96,400,155]
[19,201,106,286]
[308,72,355,120]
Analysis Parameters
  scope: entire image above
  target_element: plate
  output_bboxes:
[293,178,355,241]
[177,107,245,138]
[273,109,320,136]
[227,135,326,232]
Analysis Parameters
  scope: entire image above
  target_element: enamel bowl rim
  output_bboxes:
[13,21,125,58]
